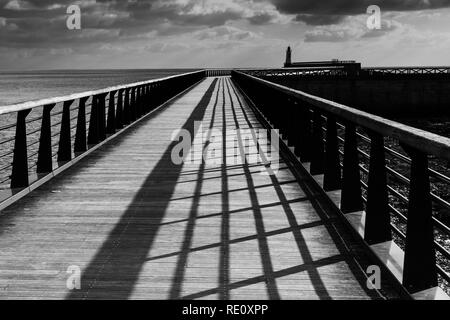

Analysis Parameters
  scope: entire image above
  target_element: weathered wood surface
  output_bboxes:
[0,77,400,300]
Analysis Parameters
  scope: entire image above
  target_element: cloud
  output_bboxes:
[295,14,344,26]
[248,12,275,24]
[304,17,403,42]
[0,0,254,49]
[269,0,450,25]
[195,25,260,41]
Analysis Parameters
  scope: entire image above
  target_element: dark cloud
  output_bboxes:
[1,0,449,51]
[270,0,450,25]
[248,12,275,25]
[294,14,344,26]
[0,0,247,49]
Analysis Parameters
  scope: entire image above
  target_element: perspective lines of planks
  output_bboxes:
[0,77,399,300]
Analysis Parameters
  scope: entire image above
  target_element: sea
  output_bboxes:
[0,69,199,106]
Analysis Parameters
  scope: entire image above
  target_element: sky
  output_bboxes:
[1,0,450,70]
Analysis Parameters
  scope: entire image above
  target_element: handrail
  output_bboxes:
[0,70,206,194]
[234,71,450,161]
[0,70,205,115]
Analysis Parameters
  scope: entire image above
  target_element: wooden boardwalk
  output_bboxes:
[0,77,401,300]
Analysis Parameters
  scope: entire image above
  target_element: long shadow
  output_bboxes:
[225,78,281,299]
[168,78,221,299]
[229,78,384,299]
[219,78,230,300]
[66,78,218,300]
[226,79,331,299]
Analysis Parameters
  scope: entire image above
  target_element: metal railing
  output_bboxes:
[0,70,206,193]
[243,67,353,78]
[205,69,233,77]
[364,66,450,75]
[242,66,450,78]
[232,70,450,295]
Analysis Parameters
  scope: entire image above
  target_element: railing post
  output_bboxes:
[74,97,88,153]
[57,100,74,163]
[364,131,391,244]
[142,86,147,114]
[286,99,299,148]
[401,144,438,293]
[88,95,99,145]
[37,104,55,174]
[310,110,325,175]
[296,107,312,161]
[134,86,140,119]
[148,84,154,110]
[146,85,151,112]
[107,91,117,135]
[323,114,341,191]
[116,89,124,130]
[98,94,107,141]
[139,86,145,116]
[130,87,136,121]
[340,123,364,213]
[11,109,32,189]
[138,86,144,117]
[124,88,131,125]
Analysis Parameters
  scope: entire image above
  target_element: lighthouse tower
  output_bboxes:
[284,46,292,67]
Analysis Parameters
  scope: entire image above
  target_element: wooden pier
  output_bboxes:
[0,70,449,300]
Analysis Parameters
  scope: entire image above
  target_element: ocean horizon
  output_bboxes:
[0,69,199,107]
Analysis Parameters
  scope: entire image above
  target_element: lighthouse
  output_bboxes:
[284,46,292,67]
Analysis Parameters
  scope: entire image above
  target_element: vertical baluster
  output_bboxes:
[115,89,124,130]
[286,99,299,148]
[364,131,391,244]
[74,97,88,153]
[153,83,159,107]
[310,110,325,175]
[157,82,163,106]
[401,144,437,292]
[11,109,32,188]
[340,122,364,213]
[37,104,55,174]
[275,92,287,134]
[142,86,148,114]
[107,91,117,135]
[142,85,147,115]
[323,114,341,191]
[137,86,142,118]
[148,84,153,110]
[137,86,142,117]
[149,84,156,109]
[98,94,107,141]
[128,87,134,121]
[134,87,140,119]
[88,95,99,145]
[57,100,74,162]
[298,107,312,162]
[124,88,131,125]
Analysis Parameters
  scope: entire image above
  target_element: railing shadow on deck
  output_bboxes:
[232,70,450,299]
[67,77,386,300]
[65,79,218,299]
